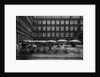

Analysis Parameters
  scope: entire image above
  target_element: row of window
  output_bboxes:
[33,20,83,25]
[33,26,83,31]
[32,32,74,37]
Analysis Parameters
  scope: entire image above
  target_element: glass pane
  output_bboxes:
[70,26,74,31]
[38,20,41,24]
[56,26,59,31]
[61,26,64,31]
[33,33,37,37]
[61,32,64,37]
[65,26,69,31]
[33,26,37,31]
[61,20,64,25]
[74,20,78,25]
[38,26,41,31]
[43,33,46,37]
[65,20,69,25]
[47,33,51,37]
[51,20,55,25]
[81,26,83,31]
[70,33,74,37]
[70,20,74,25]
[80,20,83,25]
[74,26,77,31]
[56,32,59,37]
[52,26,55,31]
[43,26,46,31]
[38,33,42,37]
[43,20,46,25]
[52,32,55,37]
[56,20,60,25]
[65,32,69,37]
[47,20,50,25]
[47,26,51,31]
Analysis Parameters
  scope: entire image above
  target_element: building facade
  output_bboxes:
[16,16,83,44]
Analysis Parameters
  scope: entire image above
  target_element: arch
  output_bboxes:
[77,32,83,44]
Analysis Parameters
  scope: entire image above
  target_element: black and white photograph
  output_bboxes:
[5,5,95,72]
[16,16,83,60]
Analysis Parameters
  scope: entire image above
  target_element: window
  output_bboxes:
[61,20,64,25]
[70,33,74,37]
[70,20,74,25]
[56,32,59,37]
[80,20,83,25]
[38,26,41,31]
[33,26,37,31]
[81,26,83,31]
[61,26,64,31]
[43,20,46,25]
[56,26,59,31]
[43,26,46,31]
[33,33,37,37]
[65,20,69,25]
[51,20,55,25]
[47,20,50,25]
[56,20,60,25]
[74,20,78,25]
[47,26,51,31]
[52,26,55,31]
[65,32,69,37]
[70,26,74,31]
[65,26,69,31]
[52,32,55,37]
[74,26,77,31]
[38,33,42,37]
[43,32,46,37]
[38,20,41,24]
[61,32,64,37]
[47,33,51,37]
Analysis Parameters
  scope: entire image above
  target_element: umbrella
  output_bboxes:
[47,40,56,43]
[69,40,81,42]
[57,39,68,42]
[38,40,46,43]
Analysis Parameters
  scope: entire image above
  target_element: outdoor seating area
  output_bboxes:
[16,39,83,60]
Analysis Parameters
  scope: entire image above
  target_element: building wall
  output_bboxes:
[32,16,83,40]
[16,16,83,43]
